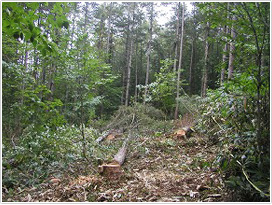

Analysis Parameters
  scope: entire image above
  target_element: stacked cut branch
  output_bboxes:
[98,132,132,178]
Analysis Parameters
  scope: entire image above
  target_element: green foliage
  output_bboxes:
[151,59,177,111]
[2,2,71,56]
[2,125,108,189]
[137,59,177,113]
[2,2,270,202]
[2,125,81,188]
[198,74,269,201]
[2,61,65,140]
[104,103,172,133]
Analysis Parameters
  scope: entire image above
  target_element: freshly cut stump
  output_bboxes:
[98,161,122,178]
[175,126,194,140]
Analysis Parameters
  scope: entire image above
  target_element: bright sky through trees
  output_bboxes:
[156,2,194,25]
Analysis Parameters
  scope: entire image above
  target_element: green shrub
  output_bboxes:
[197,79,269,201]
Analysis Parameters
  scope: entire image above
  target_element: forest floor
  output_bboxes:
[3,117,229,202]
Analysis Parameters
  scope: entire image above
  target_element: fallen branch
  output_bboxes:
[211,116,225,131]
[236,158,270,197]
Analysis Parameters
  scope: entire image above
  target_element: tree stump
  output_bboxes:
[175,126,194,140]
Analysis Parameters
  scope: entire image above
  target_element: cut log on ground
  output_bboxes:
[113,138,129,165]
[106,131,122,142]
[96,129,123,143]
[98,132,132,178]
[96,130,111,143]
[175,126,194,140]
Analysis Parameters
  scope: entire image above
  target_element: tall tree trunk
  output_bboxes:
[220,41,228,85]
[106,2,113,63]
[143,3,154,104]
[241,2,268,155]
[228,15,236,80]
[48,63,56,101]
[24,43,28,70]
[173,3,180,72]
[125,3,135,106]
[125,39,133,106]
[79,77,86,159]
[174,3,185,120]
[201,22,210,98]
[121,67,126,105]
[134,32,139,102]
[189,40,194,95]
[220,3,229,85]
[97,16,105,51]
[121,28,130,105]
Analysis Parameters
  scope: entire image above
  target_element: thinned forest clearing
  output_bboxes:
[3,113,227,202]
[2,2,270,202]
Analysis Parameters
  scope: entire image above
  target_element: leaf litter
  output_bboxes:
[3,120,227,202]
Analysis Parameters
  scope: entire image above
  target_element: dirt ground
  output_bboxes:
[4,130,229,202]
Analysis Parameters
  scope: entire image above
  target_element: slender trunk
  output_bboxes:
[48,63,55,100]
[220,39,228,85]
[201,22,210,98]
[143,3,154,104]
[125,38,133,106]
[106,2,113,63]
[173,3,180,72]
[220,2,230,85]
[24,43,28,70]
[125,3,135,106]
[33,48,38,82]
[134,33,139,102]
[174,3,185,120]
[121,18,131,105]
[228,15,236,80]
[79,78,86,159]
[138,42,143,101]
[121,68,126,105]
[189,40,194,95]
[97,16,105,51]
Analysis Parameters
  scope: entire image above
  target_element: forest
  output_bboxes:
[2,1,270,202]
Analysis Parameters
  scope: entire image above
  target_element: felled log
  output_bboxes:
[106,130,123,142]
[175,126,194,140]
[96,130,111,143]
[113,139,128,165]
[96,129,123,143]
[98,132,132,178]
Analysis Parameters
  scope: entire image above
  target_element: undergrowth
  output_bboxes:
[197,83,270,201]
[2,103,173,201]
